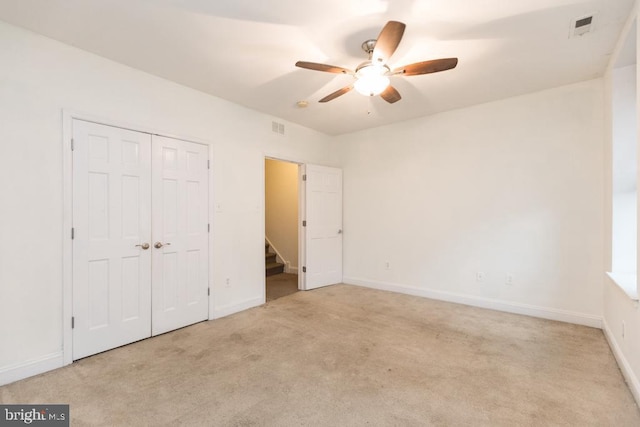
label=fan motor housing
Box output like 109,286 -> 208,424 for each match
361,39 -> 377,55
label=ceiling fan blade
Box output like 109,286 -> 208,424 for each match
295,61 -> 352,74
380,85 -> 401,104
372,21 -> 406,63
319,85 -> 353,103
393,58 -> 458,76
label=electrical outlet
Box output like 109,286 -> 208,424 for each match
225,278 -> 231,288
476,272 -> 485,282
505,274 -> 514,286
385,261 -> 391,270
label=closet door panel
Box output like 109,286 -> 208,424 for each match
151,135 -> 209,335
72,120 -> 152,360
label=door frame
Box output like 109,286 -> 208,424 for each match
62,110 -> 214,365
262,158 -> 344,293
263,156 -> 309,292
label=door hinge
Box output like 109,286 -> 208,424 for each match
302,266 -> 306,273
302,220 -> 306,227
208,223 -> 210,233
207,160 -> 210,169
71,138 -> 75,151
208,288 -> 210,296
71,317 -> 75,329
302,174 -> 307,181
71,227 -> 75,239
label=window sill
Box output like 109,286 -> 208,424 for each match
606,272 -> 639,301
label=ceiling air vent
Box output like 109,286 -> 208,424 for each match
570,14 -> 595,38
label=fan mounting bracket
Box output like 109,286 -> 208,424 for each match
361,39 -> 377,56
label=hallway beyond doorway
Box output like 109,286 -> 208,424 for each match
266,273 -> 298,301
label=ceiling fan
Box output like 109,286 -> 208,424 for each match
295,21 -> 458,104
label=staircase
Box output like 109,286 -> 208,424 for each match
265,241 -> 285,276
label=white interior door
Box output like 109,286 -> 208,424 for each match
304,164 -> 343,290
151,135 -> 209,335
73,122 -> 210,359
72,120 -> 152,359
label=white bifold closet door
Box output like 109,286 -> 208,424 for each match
72,120 -> 208,360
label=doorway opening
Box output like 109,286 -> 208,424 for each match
265,158 -> 300,301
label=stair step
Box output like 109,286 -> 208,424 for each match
266,261 -> 285,276
265,253 -> 277,263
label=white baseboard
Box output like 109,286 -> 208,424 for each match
286,264 -> 298,274
212,297 -> 263,319
343,276 -> 603,329
602,318 -> 640,406
0,352 -> 64,386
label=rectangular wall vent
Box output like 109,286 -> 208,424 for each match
271,121 -> 285,135
570,14 -> 595,38
575,16 -> 592,28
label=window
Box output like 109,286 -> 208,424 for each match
610,19 -> 638,299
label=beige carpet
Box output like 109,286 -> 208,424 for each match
1,284 -> 638,426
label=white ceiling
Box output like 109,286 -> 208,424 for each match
0,0 -> 634,135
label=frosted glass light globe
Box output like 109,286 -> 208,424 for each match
354,64 -> 390,96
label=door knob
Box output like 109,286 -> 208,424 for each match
135,243 -> 150,250
154,242 -> 171,249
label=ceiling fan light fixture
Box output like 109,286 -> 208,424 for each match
354,63 -> 390,96
295,21 -> 457,104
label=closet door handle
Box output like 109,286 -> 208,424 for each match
135,243 -> 150,250
154,242 -> 171,249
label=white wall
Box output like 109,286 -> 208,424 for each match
265,159 -> 299,270
604,282 -> 640,403
603,3 -> 640,404
0,21 -> 335,382
337,80 -> 605,325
